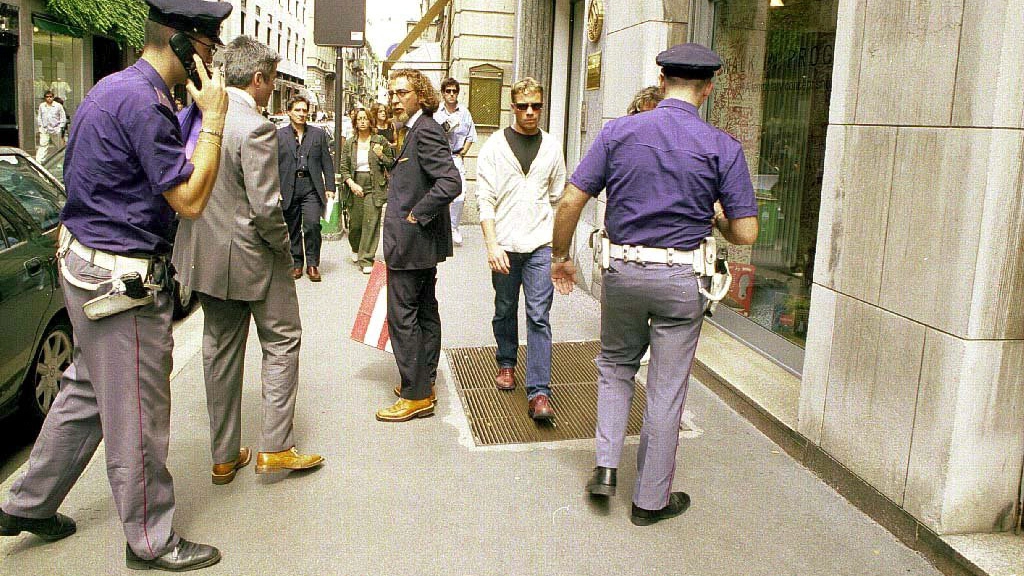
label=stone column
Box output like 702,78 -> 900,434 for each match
799,0 -> 1024,535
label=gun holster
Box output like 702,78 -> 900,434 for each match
82,272 -> 154,321
693,237 -> 732,316
590,229 -> 610,270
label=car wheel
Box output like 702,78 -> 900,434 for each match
172,280 -> 194,320
22,319 -> 73,421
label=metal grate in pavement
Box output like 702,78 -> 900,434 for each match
445,341 -> 646,446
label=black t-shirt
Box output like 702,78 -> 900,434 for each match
505,127 -> 542,175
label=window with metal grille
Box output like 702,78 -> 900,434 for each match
468,64 -> 503,128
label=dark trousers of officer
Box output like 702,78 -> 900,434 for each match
386,267 -> 441,401
284,176 -> 323,268
594,261 -> 706,511
3,250 -> 178,560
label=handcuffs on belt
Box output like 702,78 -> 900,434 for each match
57,227 -> 170,320
590,229 -> 733,316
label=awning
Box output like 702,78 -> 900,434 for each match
32,16 -> 83,38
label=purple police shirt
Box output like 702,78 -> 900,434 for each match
60,59 -> 194,256
569,98 -> 757,250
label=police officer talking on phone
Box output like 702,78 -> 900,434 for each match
550,43 -> 759,526
0,0 -> 231,571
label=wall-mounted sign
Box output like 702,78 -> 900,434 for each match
587,0 -> 604,43
586,52 -> 601,91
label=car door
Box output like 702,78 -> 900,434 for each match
0,191 -> 55,412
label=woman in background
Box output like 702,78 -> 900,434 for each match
372,102 -> 396,147
340,108 -> 394,273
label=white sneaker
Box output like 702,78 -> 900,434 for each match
362,266 -> 373,274
452,228 -> 463,246
351,254 -> 358,263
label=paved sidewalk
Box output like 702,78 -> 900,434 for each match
1,227 -> 941,575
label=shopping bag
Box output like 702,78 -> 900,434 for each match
350,260 -> 392,353
321,198 -> 340,233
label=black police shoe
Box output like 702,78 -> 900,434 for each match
586,466 -> 617,497
126,538 -> 221,572
0,509 -> 77,541
630,492 -> 691,526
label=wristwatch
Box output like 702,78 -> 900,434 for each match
551,254 -> 570,263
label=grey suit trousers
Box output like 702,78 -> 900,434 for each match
197,256 -> 302,464
594,261 -> 706,511
3,251 -> 179,560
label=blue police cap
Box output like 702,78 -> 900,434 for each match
656,43 -> 722,80
145,0 -> 233,45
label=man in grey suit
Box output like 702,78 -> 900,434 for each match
277,95 -> 336,282
173,35 -> 323,484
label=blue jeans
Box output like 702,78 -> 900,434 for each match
492,246 -> 553,400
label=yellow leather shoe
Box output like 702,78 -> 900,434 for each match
392,385 -> 436,403
211,447 -> 252,485
376,398 -> 435,422
254,447 -> 325,474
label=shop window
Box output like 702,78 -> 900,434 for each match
468,64 -> 502,128
708,0 -> 836,349
32,16 -> 83,134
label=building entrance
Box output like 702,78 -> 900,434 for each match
0,45 -> 15,147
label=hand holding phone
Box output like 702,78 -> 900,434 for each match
169,33 -> 207,89
184,53 -> 227,122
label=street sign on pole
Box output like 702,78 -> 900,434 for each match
314,0 -> 366,47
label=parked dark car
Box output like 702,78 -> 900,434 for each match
41,147 -> 194,319
0,147 -> 71,424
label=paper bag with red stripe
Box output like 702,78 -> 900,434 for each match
350,260 -> 392,353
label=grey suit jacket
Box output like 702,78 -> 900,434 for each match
172,91 -> 291,301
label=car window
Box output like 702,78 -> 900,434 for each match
42,148 -> 66,185
0,210 -> 24,248
0,154 -> 65,231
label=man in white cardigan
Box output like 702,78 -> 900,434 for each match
476,77 -> 566,421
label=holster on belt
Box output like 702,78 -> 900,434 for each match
590,229 -> 610,270
693,236 -> 732,316
82,272 -> 154,320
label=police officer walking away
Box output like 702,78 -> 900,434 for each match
0,0 -> 231,571
550,43 -> 759,526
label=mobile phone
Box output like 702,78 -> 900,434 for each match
169,33 -> 205,89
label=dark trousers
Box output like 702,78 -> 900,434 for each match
285,182 -> 323,268
386,267 -> 441,401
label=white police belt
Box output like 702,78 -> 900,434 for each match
607,243 -> 695,266
57,229 -> 153,291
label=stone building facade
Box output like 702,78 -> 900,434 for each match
439,0 -> 1024,557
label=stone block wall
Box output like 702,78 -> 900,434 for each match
799,0 -> 1024,535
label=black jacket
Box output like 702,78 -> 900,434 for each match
276,123 -> 336,209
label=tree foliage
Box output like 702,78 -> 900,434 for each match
46,0 -> 148,48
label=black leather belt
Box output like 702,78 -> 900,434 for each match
296,170 -> 310,178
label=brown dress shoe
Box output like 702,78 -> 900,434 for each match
254,447 -> 324,474
495,367 -> 515,390
307,266 -> 321,282
291,267 -> 303,280
376,398 -> 435,422
528,394 -> 555,421
211,447 -> 252,485
393,385 -> 436,402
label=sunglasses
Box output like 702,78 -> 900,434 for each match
387,89 -> 414,99
443,88 -> 459,94
513,102 -> 544,111
186,34 -> 218,56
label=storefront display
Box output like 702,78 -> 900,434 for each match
709,0 -> 836,350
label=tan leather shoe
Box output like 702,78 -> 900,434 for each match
376,398 -> 435,422
307,266 -> 322,282
495,367 -> 515,390
291,267 -> 303,280
211,447 -> 252,485
393,385 -> 436,402
254,447 -> 324,474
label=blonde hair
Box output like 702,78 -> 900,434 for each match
511,77 -> 544,103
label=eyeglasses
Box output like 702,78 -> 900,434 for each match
387,89 -> 414,99
443,88 -> 459,94
513,102 -> 544,111
186,34 -> 218,56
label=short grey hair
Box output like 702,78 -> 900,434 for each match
218,35 -> 280,89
